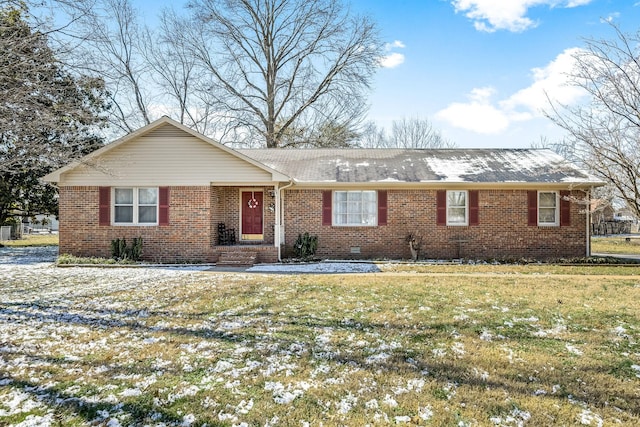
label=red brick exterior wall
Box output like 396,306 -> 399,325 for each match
59,186 -> 214,263
58,185 -> 279,264
59,186 -> 587,263
282,189 -> 588,260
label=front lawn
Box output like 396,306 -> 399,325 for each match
1,263 -> 639,426
1,233 -> 59,247
591,236 -> 640,255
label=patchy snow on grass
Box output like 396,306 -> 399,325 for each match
565,343 -> 584,356
1,246 -> 639,425
247,261 -> 381,273
579,408 -> 604,426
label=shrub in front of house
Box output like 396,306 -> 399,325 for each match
293,232 -> 318,260
110,237 -> 143,261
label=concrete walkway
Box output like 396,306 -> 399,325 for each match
592,252 -> 640,262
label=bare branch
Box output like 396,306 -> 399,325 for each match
184,0 -> 383,147
546,22 -> 640,219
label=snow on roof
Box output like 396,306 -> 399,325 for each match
238,148 -> 603,185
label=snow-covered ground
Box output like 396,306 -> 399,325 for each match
0,248 -> 416,426
1,246 -> 633,426
247,261 -> 380,273
0,245 -> 58,265
0,245 -> 382,273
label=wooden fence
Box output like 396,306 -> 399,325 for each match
591,221 -> 633,235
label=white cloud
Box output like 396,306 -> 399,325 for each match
379,53 -> 405,68
565,0 -> 592,6
436,48 -> 587,134
502,47 -> 586,112
435,87 -> 511,134
386,40 -> 406,49
451,0 -> 593,32
379,40 -> 406,68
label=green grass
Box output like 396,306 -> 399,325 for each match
1,233 -> 59,246
56,253 -> 134,265
1,265 -> 639,426
591,236 -> 640,255
380,262 -> 640,275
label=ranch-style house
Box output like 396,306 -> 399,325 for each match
43,116 -> 604,265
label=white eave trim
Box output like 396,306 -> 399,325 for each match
284,180 -> 606,190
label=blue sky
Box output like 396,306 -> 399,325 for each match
355,0 -> 640,147
135,0 -> 640,148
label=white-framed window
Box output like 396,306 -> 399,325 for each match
114,187 -> 158,225
333,190 -> 377,226
447,190 -> 468,226
538,191 -> 559,226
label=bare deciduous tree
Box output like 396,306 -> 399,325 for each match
358,121 -> 386,148
181,0 -> 383,148
529,135 -> 577,161
387,117 -> 455,149
359,117 -> 455,148
60,0 -> 152,133
139,9 -> 220,136
547,23 -> 640,219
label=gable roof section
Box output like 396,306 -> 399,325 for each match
43,116 -> 290,184
43,117 -> 603,188
239,148 -> 604,187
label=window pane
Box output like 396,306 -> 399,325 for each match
115,206 -> 133,223
350,201 -> 362,216
335,213 -> 347,225
448,191 -> 466,207
138,206 -> 157,223
115,188 -> 133,204
347,192 -> 362,203
335,191 -> 347,202
539,192 -> 556,208
362,200 -> 375,215
447,191 -> 467,224
139,188 -> 157,204
362,191 -> 376,202
332,190 -> 378,226
363,212 -> 376,226
448,207 -> 466,223
539,208 -> 556,223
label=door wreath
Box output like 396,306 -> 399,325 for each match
247,192 -> 259,209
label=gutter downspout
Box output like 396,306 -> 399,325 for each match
276,180 -> 294,262
586,186 -> 592,257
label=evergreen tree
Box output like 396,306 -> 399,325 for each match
0,5 -> 108,225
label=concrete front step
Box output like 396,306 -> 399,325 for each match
217,251 -> 258,267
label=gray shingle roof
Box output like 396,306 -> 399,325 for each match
238,148 -> 602,185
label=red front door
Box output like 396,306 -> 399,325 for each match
241,191 -> 263,238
